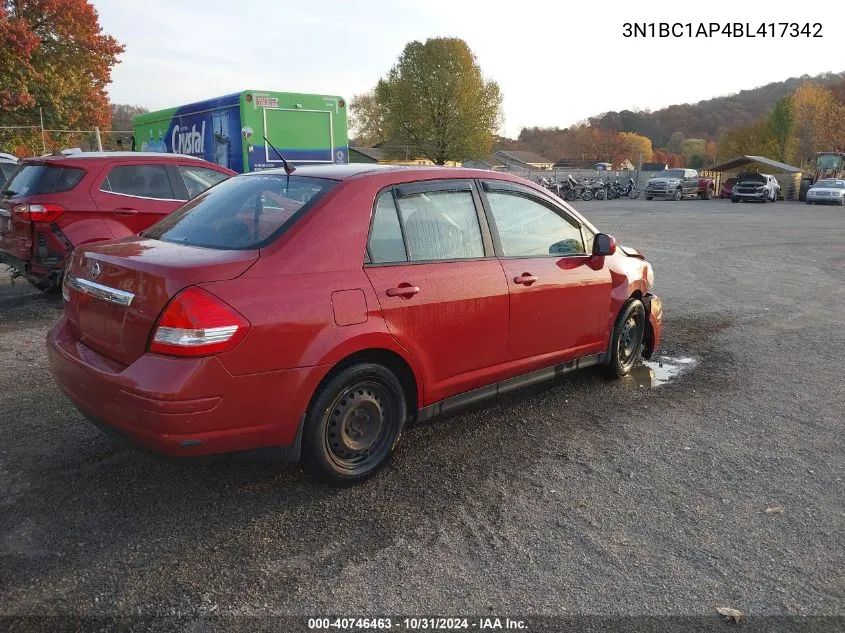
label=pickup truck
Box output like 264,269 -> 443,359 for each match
645,168 -> 715,201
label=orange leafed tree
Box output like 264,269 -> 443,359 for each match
790,82 -> 845,165
0,0 -> 124,153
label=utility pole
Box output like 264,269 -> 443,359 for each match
39,107 -> 46,155
94,127 -> 103,151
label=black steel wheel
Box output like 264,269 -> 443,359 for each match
302,363 -> 406,484
605,299 -> 646,378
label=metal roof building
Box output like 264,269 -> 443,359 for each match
701,155 -> 805,200
707,155 -> 802,173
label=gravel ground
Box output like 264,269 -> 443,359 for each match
0,198 -> 843,631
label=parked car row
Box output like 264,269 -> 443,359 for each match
1,152 -> 234,290
46,164 -> 662,484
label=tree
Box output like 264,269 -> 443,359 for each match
618,132 -> 653,164
349,91 -> 387,146
679,138 -> 707,166
0,0 -> 124,154
767,97 -> 793,162
790,82 -> 844,166
373,38 -> 502,164
717,119 -> 776,159
109,104 -> 147,132
666,131 -> 686,154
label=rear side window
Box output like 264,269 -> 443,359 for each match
101,164 -> 176,200
368,192 -> 407,263
143,174 -> 336,250
1,164 -> 84,198
179,165 -> 229,199
395,189 -> 484,261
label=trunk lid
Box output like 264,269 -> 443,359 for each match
64,237 -> 257,365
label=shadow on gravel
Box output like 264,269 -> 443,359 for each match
0,312 -> 741,610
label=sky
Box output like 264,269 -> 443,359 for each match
95,0 -> 845,138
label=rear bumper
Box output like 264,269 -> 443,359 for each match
46,316 -> 329,458
642,293 -> 663,358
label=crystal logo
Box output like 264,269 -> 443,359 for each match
172,122 -> 206,155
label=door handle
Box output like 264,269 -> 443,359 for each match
513,273 -> 537,285
386,284 -> 419,298
114,208 -> 139,216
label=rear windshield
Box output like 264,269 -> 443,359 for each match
143,174 -> 337,250
1,164 -> 85,198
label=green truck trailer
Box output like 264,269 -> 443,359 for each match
132,90 -> 348,173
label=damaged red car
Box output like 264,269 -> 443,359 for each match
47,165 -> 662,484
0,152 -> 233,290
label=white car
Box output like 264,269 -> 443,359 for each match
0,154 -> 18,186
731,172 -> 780,203
806,179 -> 845,206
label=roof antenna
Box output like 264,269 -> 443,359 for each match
263,136 -> 295,175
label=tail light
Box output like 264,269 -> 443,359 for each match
12,203 -> 65,223
149,287 -> 250,357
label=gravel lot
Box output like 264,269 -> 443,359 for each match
1,198 -> 843,631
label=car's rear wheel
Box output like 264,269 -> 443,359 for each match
301,363 -> 406,485
701,187 -> 712,200
605,299 -> 646,378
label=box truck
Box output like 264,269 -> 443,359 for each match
132,90 -> 348,173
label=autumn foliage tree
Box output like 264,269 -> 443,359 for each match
790,83 -> 845,166
371,38 -> 502,164
0,0 -> 124,154
349,90 -> 387,147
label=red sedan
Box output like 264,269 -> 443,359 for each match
47,165 -> 662,484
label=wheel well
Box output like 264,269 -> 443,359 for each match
630,290 -> 643,301
313,349 -> 419,417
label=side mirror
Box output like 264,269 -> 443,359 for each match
593,233 -> 616,256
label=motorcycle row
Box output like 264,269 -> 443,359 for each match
537,175 -> 640,201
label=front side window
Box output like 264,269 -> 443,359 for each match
486,191 -> 585,257
101,164 -> 175,200
394,189 -> 484,262
143,174 -> 336,250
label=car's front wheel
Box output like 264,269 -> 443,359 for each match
301,363 -> 407,485
605,299 -> 646,378
672,188 -> 682,201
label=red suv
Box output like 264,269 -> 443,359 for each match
47,165 -> 662,484
0,152 -> 234,290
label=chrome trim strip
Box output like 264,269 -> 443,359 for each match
65,275 -> 135,307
